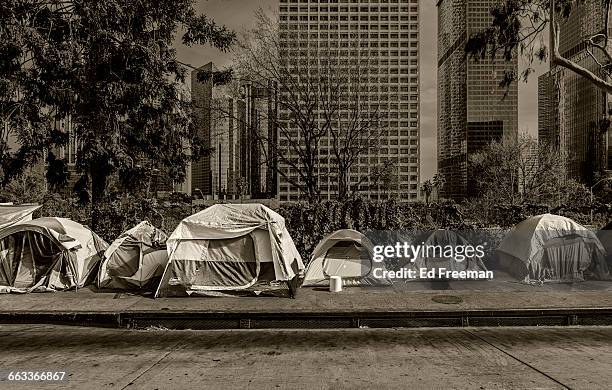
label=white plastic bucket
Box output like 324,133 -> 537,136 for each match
329,276 -> 342,292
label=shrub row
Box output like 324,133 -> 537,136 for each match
33,196 -> 610,262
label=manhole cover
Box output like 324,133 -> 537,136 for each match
432,295 -> 463,304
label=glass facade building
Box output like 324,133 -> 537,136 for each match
538,0 -> 611,183
437,0 -> 518,200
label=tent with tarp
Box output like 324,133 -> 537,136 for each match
0,204 -> 41,230
155,204 -> 304,298
497,214 -> 608,282
97,221 -> 168,290
400,230 -> 489,280
302,229 -> 392,287
0,217 -> 108,293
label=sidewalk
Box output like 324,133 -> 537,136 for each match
2,279 -> 612,329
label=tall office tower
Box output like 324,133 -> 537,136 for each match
238,83 -> 278,199
437,0 -> 518,200
191,64 -> 277,199
191,62 -> 214,197
538,0 -> 611,183
278,0 -> 421,202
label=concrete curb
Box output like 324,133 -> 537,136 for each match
2,307 -> 612,329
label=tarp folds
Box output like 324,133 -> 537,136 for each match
401,230 -> 488,280
0,217 -> 108,293
497,214 -> 609,282
0,204 -> 41,230
303,229 -> 392,287
97,221 -> 168,290
155,204 -> 304,297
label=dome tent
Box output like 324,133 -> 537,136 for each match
155,204 -> 304,298
0,217 -> 108,293
497,214 -> 608,282
97,221 -> 168,290
400,230 -> 488,280
302,229 -> 392,287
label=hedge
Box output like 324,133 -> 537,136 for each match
31,196 -> 610,264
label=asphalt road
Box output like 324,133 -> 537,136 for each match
1,325 -> 611,390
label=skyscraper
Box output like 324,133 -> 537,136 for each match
191,62 -> 214,197
191,63 -> 277,199
437,0 -> 518,200
278,0 -> 421,201
537,0 -> 611,183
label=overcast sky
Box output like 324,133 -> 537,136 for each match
174,0 -> 547,181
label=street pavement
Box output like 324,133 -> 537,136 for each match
1,325 -> 611,389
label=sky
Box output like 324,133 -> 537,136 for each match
174,0 -> 548,181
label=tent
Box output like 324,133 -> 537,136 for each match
597,220 -> 612,270
0,217 -> 108,292
0,204 -> 41,230
97,221 -> 168,290
497,214 -> 608,282
155,204 -> 304,297
302,229 -> 392,287
400,230 -> 488,280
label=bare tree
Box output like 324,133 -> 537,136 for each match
234,10 -> 384,202
469,133 -> 580,206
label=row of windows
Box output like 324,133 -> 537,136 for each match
281,24 -> 418,31
281,32 -> 416,39
285,58 -> 417,66
279,174 -> 419,184
279,125 -> 419,133
279,148 -> 418,156
279,156 -> 419,165
280,5 -> 417,13
279,138 -> 419,146
284,40 -> 417,48
282,50 -> 419,57
280,0 -> 414,4
283,62 -> 418,72
280,78 -> 418,87
281,14 -> 417,21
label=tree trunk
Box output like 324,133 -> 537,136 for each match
338,167 -> 348,200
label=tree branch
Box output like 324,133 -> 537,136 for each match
550,2 -> 612,94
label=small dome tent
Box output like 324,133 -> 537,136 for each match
302,229 -> 392,287
400,230 -> 488,280
97,221 -> 168,290
497,214 -> 608,282
0,217 -> 108,292
155,204 -> 304,297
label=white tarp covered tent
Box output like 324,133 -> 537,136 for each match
97,221 -> 168,290
400,230 -> 488,280
0,217 -> 108,292
497,214 -> 609,282
0,204 -> 41,230
302,229 -> 392,287
155,204 -> 304,297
